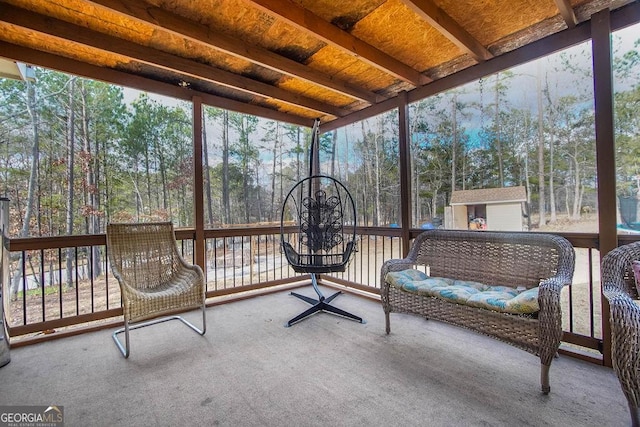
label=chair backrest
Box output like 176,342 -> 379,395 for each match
407,229 -> 575,289
280,175 -> 356,273
106,222 -> 182,289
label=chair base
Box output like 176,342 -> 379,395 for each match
285,274 -> 364,327
113,308 -> 206,358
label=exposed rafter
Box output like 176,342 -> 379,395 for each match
555,0 -> 578,28
0,4 -> 348,117
247,0 -> 431,86
87,0 -> 381,104
400,0 -> 493,62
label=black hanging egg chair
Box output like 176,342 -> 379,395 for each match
280,121 -> 363,327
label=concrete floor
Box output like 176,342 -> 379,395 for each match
0,287 -> 631,426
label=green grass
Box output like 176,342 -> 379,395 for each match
15,285 -> 61,299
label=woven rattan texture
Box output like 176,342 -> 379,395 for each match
387,286 -> 539,354
602,241 -> 640,424
106,222 -> 205,324
380,230 -> 575,391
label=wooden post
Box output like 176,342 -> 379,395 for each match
398,91 -> 412,256
192,96 -> 206,276
592,9 -> 616,367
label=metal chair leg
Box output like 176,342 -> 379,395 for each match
113,306 -> 206,358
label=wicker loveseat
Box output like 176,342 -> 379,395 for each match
381,229 -> 575,393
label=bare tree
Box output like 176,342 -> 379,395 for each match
10,80 -> 39,297
65,77 -> 77,288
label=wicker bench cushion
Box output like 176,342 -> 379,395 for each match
385,269 -> 539,314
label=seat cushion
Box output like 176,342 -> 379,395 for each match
465,287 -> 539,314
385,269 -> 539,314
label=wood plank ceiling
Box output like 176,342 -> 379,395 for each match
0,0 -> 636,127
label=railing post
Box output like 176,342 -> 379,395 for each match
0,197 -> 11,367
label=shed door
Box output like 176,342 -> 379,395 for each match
486,203 -> 523,231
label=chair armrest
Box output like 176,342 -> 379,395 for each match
380,259 -> 418,302
108,266 -> 141,302
537,277 -> 567,322
538,233 -> 575,311
178,257 -> 204,275
381,259 -> 417,281
538,277 -> 567,298
175,250 -> 205,278
109,265 -> 129,291
604,284 -> 640,324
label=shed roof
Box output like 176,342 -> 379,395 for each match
450,186 -> 527,205
0,0 -> 637,128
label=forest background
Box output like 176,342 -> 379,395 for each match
1,24 -> 640,245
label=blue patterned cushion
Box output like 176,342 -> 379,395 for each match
431,284 -> 481,304
385,269 -> 539,314
385,269 -> 428,288
504,287 -> 539,313
466,289 -> 520,311
452,280 -> 488,291
401,277 -> 455,295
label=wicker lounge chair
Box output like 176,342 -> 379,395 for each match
602,241 -> 640,426
106,222 -> 206,358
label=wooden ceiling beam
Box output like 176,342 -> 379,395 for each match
555,0 -> 578,28
247,0 -> 431,86
400,0 -> 493,62
86,0 -> 381,104
0,41 -> 315,127
0,4 -> 347,117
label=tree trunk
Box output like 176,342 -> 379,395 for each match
80,83 -> 101,279
374,117 -> 382,226
10,81 -> 40,297
144,149 -> 152,214
241,118 -> 250,224
65,78 -> 77,289
549,134 -> 557,223
203,121 -> 214,225
222,110 -> 231,225
270,123 -> 278,221
451,94 -> 457,192
295,127 -> 301,182
536,66 -> 546,227
495,74 -> 504,187
331,129 -> 337,178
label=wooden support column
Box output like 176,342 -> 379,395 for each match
398,91 -> 412,256
592,9 -> 616,367
192,96 -> 206,275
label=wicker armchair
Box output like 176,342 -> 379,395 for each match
602,242 -> 640,426
106,222 -> 206,358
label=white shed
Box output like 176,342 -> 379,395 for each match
445,186 -> 528,231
